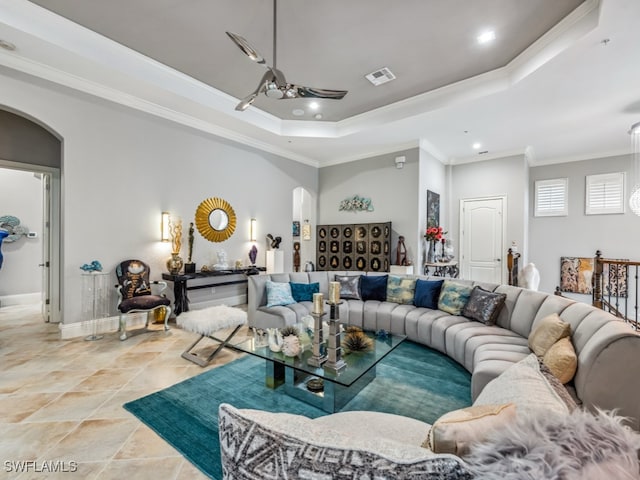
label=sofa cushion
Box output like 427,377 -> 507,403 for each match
414,279 -> 444,309
528,313 -> 571,356
462,286 -> 507,325
542,336 -> 578,384
218,403 -> 474,479
289,282 -> 319,302
386,275 -> 417,304
265,281 -> 296,307
474,353 -> 572,417
438,281 -> 474,315
425,403 -> 517,457
360,274 -> 388,301
335,274 -> 362,300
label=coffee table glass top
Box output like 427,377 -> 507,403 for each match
232,329 -> 406,388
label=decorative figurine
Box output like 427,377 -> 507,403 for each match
184,222 -> 196,273
0,229 -> 8,269
266,233 -> 282,249
396,235 -> 408,266
80,260 -> 103,272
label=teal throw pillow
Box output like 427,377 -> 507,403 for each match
386,275 -> 417,304
438,280 -> 473,315
289,282 -> 320,302
266,281 -> 296,307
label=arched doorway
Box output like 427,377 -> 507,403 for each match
0,108 -> 62,323
292,187 -> 316,272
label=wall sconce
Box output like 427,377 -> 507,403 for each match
250,218 -> 257,242
395,156 -> 406,169
161,212 -> 171,242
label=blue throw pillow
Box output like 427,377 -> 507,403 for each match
414,279 -> 444,309
289,282 -> 320,302
360,275 -> 388,301
266,281 -> 296,307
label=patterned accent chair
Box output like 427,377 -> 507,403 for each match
115,259 -> 171,340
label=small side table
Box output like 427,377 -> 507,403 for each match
424,261 -> 459,278
81,271 -> 110,341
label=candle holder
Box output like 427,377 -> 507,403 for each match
307,311 -> 328,367
324,301 -> 346,373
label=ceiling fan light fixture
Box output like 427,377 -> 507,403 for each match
265,83 -> 284,98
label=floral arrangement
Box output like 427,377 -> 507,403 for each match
425,226 -> 446,242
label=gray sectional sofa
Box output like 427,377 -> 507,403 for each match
248,271 -> 640,429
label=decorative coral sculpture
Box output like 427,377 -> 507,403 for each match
342,328 -> 373,354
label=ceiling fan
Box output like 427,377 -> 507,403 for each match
226,0 -> 348,112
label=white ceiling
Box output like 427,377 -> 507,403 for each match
1,0 -> 639,167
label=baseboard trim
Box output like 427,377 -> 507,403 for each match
58,294 -> 247,339
0,293 -> 41,307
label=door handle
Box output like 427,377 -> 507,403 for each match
496,258 -> 501,262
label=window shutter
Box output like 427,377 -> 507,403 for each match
586,172 -> 625,215
535,178 -> 568,217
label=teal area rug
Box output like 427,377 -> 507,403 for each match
123,341 -> 471,479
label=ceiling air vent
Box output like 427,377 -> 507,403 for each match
365,67 -> 396,86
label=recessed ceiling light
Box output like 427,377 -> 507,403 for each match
477,31 -> 496,44
472,142 -> 482,150
292,109 -> 305,116
309,102 -> 319,110
314,113 -> 323,120
0,39 -> 16,51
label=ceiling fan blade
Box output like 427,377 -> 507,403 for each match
292,86 -> 348,100
235,71 -> 272,111
226,31 -> 266,65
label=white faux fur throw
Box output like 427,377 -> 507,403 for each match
177,305 -> 247,335
464,408 -> 640,480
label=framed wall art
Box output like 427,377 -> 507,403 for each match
560,256 -> 594,294
427,190 -> 440,229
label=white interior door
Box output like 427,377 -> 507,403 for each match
460,197 -> 505,283
41,173 -> 50,322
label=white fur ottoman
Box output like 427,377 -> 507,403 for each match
177,305 -> 247,367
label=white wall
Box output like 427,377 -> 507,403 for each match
318,148 -> 420,266
450,155 -> 528,281
0,70 -> 317,323
529,154 -> 640,296
0,168 -> 43,301
419,147 -> 448,265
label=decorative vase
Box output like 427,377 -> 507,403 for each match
166,253 -> 184,275
282,335 -> 302,357
427,240 -> 436,263
267,328 -> 283,352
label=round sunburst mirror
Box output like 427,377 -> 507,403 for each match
195,197 -> 237,242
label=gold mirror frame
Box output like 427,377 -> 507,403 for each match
195,197 -> 237,242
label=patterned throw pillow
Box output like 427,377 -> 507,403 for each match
289,282 -> 320,302
386,276 -> 417,304
542,337 -> 578,384
335,275 -> 362,300
265,281 -> 296,307
461,286 -> 507,325
438,281 -> 473,315
414,279 -> 444,309
360,275 -> 388,301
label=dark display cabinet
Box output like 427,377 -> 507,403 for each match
316,222 -> 391,272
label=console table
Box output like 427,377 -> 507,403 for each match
424,261 -> 459,278
162,268 -> 264,315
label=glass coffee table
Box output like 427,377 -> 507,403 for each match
231,329 -> 406,413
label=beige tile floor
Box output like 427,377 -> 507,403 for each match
0,304 -> 248,479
